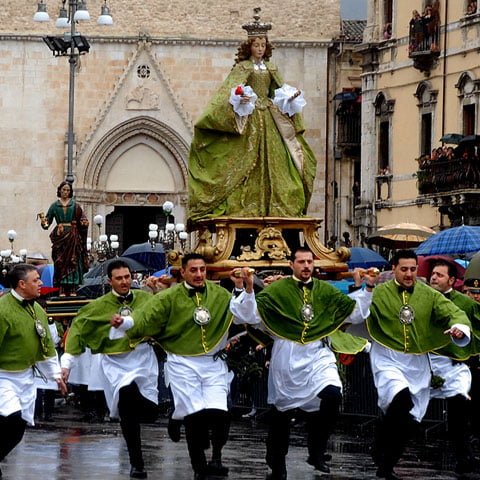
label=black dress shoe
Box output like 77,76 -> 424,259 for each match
376,467 -> 402,479
207,459 -> 229,476
167,417 -> 182,443
307,456 -> 330,473
265,472 -> 287,480
130,465 -> 147,479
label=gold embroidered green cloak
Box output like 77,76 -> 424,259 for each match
188,60 -> 317,224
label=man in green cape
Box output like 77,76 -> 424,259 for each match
230,247 -> 376,479
110,253 -> 247,480
62,259 -> 158,479
367,250 -> 471,480
0,264 -> 67,477
428,258 -> 480,474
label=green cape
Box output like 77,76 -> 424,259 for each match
0,293 -> 56,370
433,289 -> 480,359
367,280 -> 471,354
256,277 -> 363,350
65,290 -> 152,356
128,281 -> 233,356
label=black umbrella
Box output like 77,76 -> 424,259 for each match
439,133 -> 463,144
459,134 -> 480,146
84,256 -> 149,279
122,242 -> 166,271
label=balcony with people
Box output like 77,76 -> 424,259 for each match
416,141 -> 480,195
408,2 -> 441,73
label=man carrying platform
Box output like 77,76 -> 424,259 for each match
62,259 -> 159,479
230,246 -> 376,479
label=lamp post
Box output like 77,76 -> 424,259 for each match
87,215 -> 119,264
0,230 -> 28,273
34,0 -> 113,184
148,201 -> 188,266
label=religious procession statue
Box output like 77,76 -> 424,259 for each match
37,181 -> 90,296
187,8 -> 349,275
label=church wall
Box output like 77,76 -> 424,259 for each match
0,32 -> 333,257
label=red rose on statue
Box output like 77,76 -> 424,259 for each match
235,85 -> 244,96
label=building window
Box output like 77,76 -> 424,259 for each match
414,81 -> 438,159
463,104 -> 476,135
456,72 -> 480,135
465,0 -> 478,16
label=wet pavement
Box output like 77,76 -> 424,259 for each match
2,404 -> 480,480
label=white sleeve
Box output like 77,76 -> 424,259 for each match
345,288 -> 373,324
450,323 -> 471,347
60,352 -> 78,371
108,316 -> 134,340
38,354 -> 62,380
230,291 -> 262,325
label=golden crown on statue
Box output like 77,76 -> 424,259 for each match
242,7 -> 272,37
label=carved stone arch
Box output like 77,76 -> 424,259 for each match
456,71 -> 476,92
82,116 -> 189,192
374,91 -> 395,117
414,80 -> 438,107
455,71 -> 480,100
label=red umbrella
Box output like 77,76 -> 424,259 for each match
417,255 -> 466,290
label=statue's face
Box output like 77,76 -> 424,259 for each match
60,184 -> 71,199
250,37 -> 266,62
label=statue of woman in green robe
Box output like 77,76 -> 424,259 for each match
39,181 -> 89,296
188,10 -> 317,225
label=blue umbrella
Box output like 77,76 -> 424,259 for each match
416,225 -> 480,256
347,247 -> 389,269
122,242 -> 166,271
38,264 -> 54,287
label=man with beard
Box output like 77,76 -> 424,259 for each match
428,258 -> 480,475
62,260 -> 158,479
367,250 -> 471,479
110,253 -> 246,480
230,247 -> 375,479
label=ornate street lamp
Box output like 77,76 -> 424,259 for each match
33,0 -> 113,184
0,230 -> 28,272
148,201 -> 189,254
87,215 -> 119,263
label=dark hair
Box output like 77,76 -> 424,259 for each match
288,247 -> 314,262
56,181 -> 73,198
391,249 -> 417,266
235,37 -> 274,63
431,260 -> 457,279
8,264 -> 38,288
107,259 -> 132,279
181,253 -> 206,268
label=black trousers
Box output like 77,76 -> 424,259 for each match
447,394 -> 472,463
266,385 -> 342,474
0,411 -> 27,462
184,409 -> 230,474
118,382 -> 158,469
373,388 -> 416,474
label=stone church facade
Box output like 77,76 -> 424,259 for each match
0,1 -> 341,256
